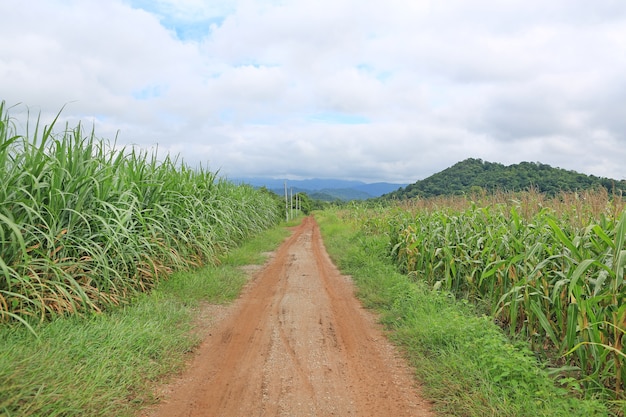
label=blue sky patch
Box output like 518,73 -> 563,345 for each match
126,0 -> 228,41
164,16 -> 225,41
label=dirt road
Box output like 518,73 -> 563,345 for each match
143,216 -> 434,417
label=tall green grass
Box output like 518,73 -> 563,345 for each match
0,100 -> 281,328
376,192 -> 626,405
0,218 -> 292,417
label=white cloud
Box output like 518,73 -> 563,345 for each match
1,0 -> 626,183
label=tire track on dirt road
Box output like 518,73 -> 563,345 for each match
142,216 -> 434,417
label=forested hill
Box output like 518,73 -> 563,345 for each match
384,158 -> 626,199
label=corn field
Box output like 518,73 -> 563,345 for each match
0,101 -> 281,329
366,192 -> 626,399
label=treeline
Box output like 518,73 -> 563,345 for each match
385,158 -> 626,199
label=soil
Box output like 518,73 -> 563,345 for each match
140,216 -> 435,417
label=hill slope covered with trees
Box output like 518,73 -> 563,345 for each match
385,158 -> 626,199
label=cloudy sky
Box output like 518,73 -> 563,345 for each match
1,0 -> 625,183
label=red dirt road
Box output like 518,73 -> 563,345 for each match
143,216 -> 434,417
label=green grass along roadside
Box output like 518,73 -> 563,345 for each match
0,221 -> 294,417
315,210 -> 612,417
2,209 -> 615,417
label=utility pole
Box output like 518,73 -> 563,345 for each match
284,181 -> 288,222
290,187 -> 293,220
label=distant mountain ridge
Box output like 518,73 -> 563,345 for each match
384,158 -> 626,199
232,177 -> 408,201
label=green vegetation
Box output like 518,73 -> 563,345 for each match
298,192 -> 343,212
0,219 -> 292,417
384,191 -> 626,403
317,208 -> 611,416
386,158 -> 626,199
308,188 -> 371,201
5,97 -> 626,416
0,100 -> 281,329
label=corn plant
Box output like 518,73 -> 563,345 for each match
381,193 -> 626,399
